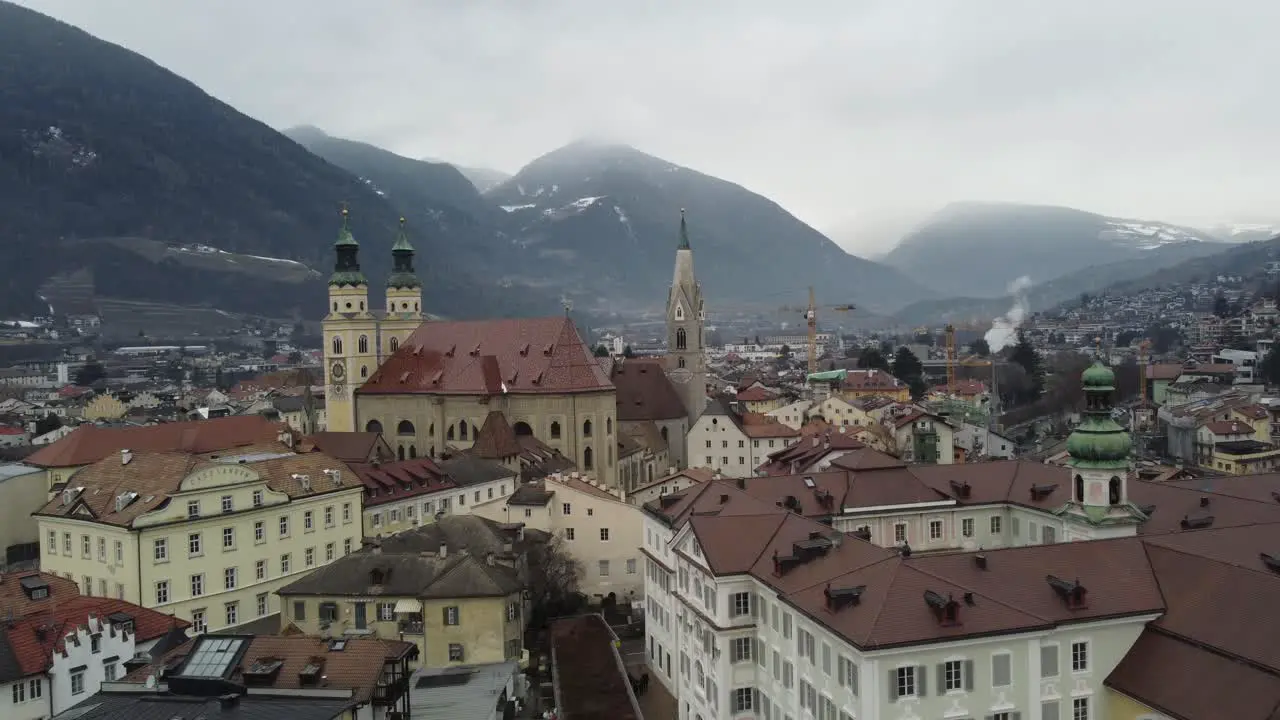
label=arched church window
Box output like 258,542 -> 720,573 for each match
397,420 -> 415,436
360,366 -> 368,378
550,421 -> 562,439
409,445 -> 417,459
513,422 -> 533,436
447,425 -> 455,441
583,446 -> 594,470
1074,474 -> 1085,503
428,423 -> 434,436
1109,476 -> 1122,505
365,420 -> 383,434
332,337 -> 343,355
607,417 -> 613,435
332,302 -> 338,312
389,337 -> 399,352
359,301 -> 364,311
459,420 -> 468,440
358,335 -> 369,354
678,357 -> 686,368
676,328 -> 687,350
661,426 -> 669,446
583,419 -> 593,438
397,446 -> 405,461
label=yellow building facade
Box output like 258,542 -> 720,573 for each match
35,448 -> 363,634
1104,687 -> 1173,719
276,519 -> 529,670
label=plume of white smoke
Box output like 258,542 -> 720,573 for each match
984,276 -> 1033,353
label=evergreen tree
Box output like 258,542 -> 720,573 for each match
593,345 -> 609,357
1008,331 -> 1044,400
74,361 -> 105,386
1261,345 -> 1280,387
857,347 -> 890,371
969,338 -> 990,357
622,345 -> 635,358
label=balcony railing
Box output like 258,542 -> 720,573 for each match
397,620 -> 424,635
373,676 -> 410,706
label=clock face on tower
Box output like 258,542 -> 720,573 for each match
330,361 -> 346,383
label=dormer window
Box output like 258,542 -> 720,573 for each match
675,304 -> 685,321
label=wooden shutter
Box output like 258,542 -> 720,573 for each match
936,664 -> 945,693
916,665 -> 927,696
964,659 -> 974,691
887,669 -> 898,702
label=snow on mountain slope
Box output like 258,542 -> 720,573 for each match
1098,219 -> 1214,250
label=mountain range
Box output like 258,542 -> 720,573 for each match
1,1 -> 1271,330
880,202 -> 1239,299
0,0 -> 562,327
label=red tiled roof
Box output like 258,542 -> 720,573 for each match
0,572 -> 79,619
26,415 -> 286,468
5,597 -> 188,678
612,359 -> 686,421
1107,629 -> 1280,720
740,413 -> 800,439
470,411 -> 522,458
305,432 -> 391,463
349,456 -> 455,507
125,634 -> 415,703
735,386 -> 778,402
671,496 -> 1165,650
840,369 -> 903,391
757,427 -> 866,475
1235,404 -> 1272,420
952,379 -> 987,396
550,614 -> 640,720
35,450 -> 359,528
357,316 -> 612,396
1202,420 -> 1252,436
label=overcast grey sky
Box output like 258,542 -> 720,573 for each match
16,0 -> 1280,254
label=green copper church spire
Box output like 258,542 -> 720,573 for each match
677,208 -> 690,250
329,205 -> 367,287
387,217 -> 421,290
1066,360 -> 1131,470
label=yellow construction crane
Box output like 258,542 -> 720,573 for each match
777,287 -> 856,375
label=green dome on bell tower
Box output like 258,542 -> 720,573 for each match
1066,360 -> 1131,470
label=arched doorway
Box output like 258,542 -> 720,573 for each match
513,421 -> 533,436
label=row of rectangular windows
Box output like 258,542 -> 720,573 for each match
47,503 -> 355,563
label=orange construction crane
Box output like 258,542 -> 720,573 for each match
778,287 -> 856,375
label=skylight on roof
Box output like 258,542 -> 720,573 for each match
179,636 -> 247,679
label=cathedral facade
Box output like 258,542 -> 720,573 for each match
321,209 -> 707,489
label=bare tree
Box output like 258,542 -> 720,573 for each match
527,534 -> 584,610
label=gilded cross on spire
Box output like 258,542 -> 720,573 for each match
340,202 -> 350,228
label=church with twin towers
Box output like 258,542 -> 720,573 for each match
321,208 -> 707,490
